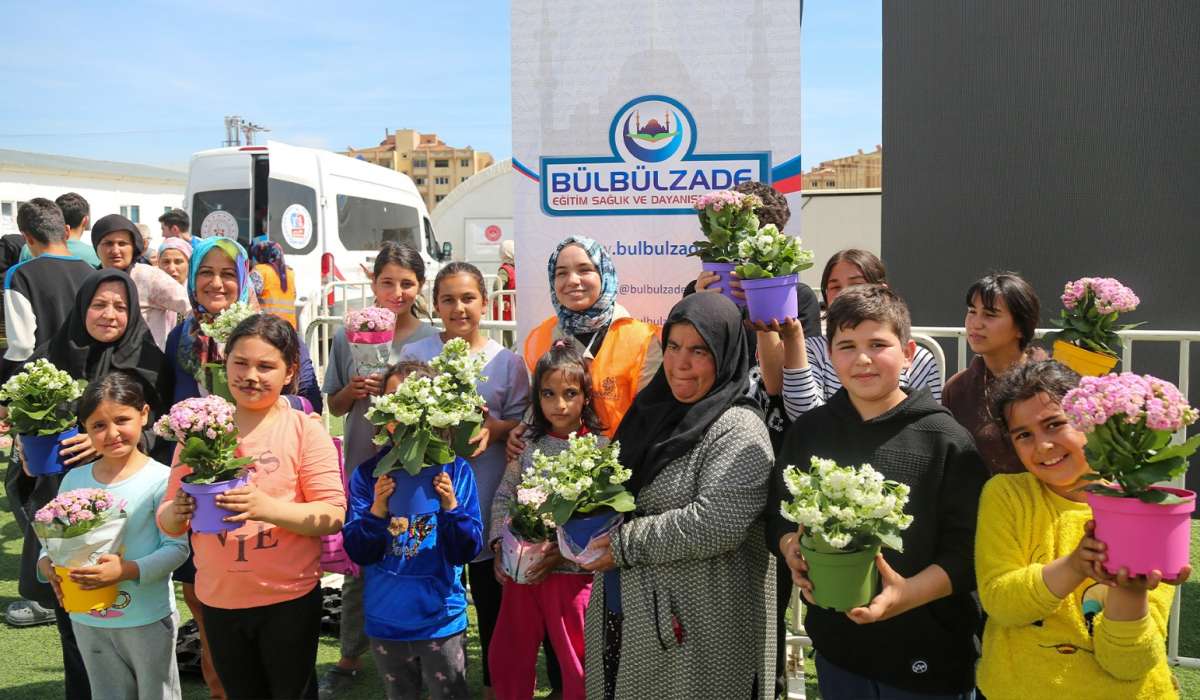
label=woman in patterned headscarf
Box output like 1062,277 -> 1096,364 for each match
518,235 -> 661,437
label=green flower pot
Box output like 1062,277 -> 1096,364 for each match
799,535 -> 881,612
451,415 -> 483,457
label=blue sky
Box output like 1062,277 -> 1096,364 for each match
0,1 -> 880,170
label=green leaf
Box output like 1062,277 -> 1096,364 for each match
373,447 -> 401,477
596,490 -> 636,513
398,429 -> 432,476
1146,434 -> 1200,463
877,531 -> 904,553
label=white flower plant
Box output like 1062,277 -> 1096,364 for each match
733,224 -> 815,280
199,300 -> 256,350
779,457 -> 913,553
0,359 -> 85,436
518,433 -> 636,527
365,338 -> 487,477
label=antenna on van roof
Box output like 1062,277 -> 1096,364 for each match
222,116 -> 270,147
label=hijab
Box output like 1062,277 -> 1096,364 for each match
158,237 -> 193,260
500,239 -> 515,265
33,268 -> 171,416
616,292 -> 760,495
546,235 -> 618,335
176,237 -> 254,378
90,214 -> 145,268
250,236 -> 289,292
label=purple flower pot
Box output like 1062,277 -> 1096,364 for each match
21,427 -> 79,477
700,261 -> 745,307
182,473 -> 250,534
386,465 -> 446,516
742,273 -> 800,324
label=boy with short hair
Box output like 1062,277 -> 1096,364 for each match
768,284 -> 988,698
17,192 -> 101,267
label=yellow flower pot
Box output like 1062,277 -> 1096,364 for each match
54,566 -> 118,613
1052,340 -> 1119,377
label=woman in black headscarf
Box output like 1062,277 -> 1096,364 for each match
13,268 -> 173,698
581,292 -> 777,700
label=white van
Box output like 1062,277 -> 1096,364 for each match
184,141 -> 452,322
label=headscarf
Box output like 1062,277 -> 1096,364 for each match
615,292 -> 760,496
546,235 -> 618,335
177,237 -> 254,378
32,268 -> 171,416
250,236 -> 289,292
158,237 -> 193,260
500,239 -> 515,264
90,214 -> 145,268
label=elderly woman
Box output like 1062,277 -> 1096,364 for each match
157,237 -> 192,286
15,268 -> 172,699
582,292 -> 776,700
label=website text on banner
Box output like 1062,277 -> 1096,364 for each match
511,0 -> 802,338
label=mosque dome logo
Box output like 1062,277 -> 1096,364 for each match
615,97 -> 690,163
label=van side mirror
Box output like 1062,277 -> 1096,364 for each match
441,241 -> 452,260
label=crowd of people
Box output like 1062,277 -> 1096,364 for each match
1,186 -> 1190,700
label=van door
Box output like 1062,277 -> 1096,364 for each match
263,141 -> 322,307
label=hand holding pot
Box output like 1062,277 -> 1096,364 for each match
778,532 -> 814,602
70,553 -> 133,590
846,554 -> 910,625
694,270 -> 722,293
433,472 -> 457,511
524,544 -> 564,584
166,488 -> 196,528
218,481 -> 282,524
492,541 -> 513,585
37,556 -> 65,607
60,431 -> 99,467
580,533 -> 617,573
371,475 -> 395,519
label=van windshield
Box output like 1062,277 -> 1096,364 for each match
336,194 -> 420,250
192,189 -> 250,245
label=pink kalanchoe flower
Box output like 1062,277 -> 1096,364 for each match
1063,372 -> 1197,434
346,307 -> 397,334
1061,277 -> 1140,314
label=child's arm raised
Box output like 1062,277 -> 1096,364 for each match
434,462 -> 483,566
1093,568 -> 1188,681
342,469 -> 391,566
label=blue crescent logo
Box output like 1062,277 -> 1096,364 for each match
621,110 -> 684,162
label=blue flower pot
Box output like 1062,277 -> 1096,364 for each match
21,427 -> 79,477
386,465 -> 446,516
561,510 -> 617,544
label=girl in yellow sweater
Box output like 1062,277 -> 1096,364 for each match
976,359 -> 1190,699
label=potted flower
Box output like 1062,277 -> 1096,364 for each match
734,224 -> 814,324
498,477 -> 558,583
779,457 -> 913,612
153,396 -> 254,533
33,488 -> 127,612
690,190 -> 761,306
1048,277 -> 1141,376
345,306 -> 397,377
199,300 -> 257,400
519,433 -> 635,564
0,358 -> 86,476
1062,372 -> 1198,576
365,339 -> 487,514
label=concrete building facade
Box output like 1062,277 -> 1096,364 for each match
343,129 -> 494,212
802,145 -> 883,190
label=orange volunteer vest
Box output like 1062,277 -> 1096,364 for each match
254,263 -> 297,329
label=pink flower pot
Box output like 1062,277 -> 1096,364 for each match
742,273 -> 799,324
1088,487 -> 1195,578
700,261 -> 745,307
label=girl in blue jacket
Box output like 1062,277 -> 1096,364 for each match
343,361 -> 483,700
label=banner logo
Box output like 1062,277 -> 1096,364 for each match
539,94 -> 770,216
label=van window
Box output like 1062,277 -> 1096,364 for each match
268,179 -> 318,254
192,190 -> 250,242
336,194 -> 420,251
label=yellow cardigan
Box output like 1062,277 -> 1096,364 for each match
975,473 -> 1178,700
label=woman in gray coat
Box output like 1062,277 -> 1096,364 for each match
582,292 -> 776,700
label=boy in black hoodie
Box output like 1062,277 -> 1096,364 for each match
767,284 -> 987,698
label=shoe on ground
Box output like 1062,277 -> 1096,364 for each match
317,666 -> 359,699
5,600 -> 56,627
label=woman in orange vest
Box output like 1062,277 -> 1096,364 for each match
517,235 -> 661,441
250,237 -> 297,329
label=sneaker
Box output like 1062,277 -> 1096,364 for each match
317,666 -> 359,699
5,600 -> 56,627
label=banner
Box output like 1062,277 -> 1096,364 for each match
512,0 -> 802,340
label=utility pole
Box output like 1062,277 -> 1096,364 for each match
222,115 -> 270,146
